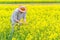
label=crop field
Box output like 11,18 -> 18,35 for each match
0,4 -> 60,40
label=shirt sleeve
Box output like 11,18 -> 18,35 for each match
23,12 -> 26,19
13,11 -> 18,21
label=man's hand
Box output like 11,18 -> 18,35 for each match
15,19 -> 23,25
23,21 -> 28,25
23,19 -> 28,25
24,22 -> 28,25
15,19 -> 20,23
23,19 -> 26,24
19,22 -> 23,25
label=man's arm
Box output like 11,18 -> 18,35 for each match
23,12 -> 28,25
23,12 -> 26,22
13,11 -> 20,23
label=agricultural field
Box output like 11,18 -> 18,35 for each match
0,4 -> 60,40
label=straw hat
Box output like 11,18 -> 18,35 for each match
19,6 -> 26,12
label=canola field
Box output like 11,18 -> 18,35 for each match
0,4 -> 60,40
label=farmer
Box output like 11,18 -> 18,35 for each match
11,6 -> 27,32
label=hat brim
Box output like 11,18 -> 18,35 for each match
19,9 -> 26,12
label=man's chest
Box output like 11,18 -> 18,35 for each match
17,13 -> 24,18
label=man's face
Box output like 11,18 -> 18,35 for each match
20,11 -> 24,13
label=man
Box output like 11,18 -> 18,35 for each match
11,6 -> 27,32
